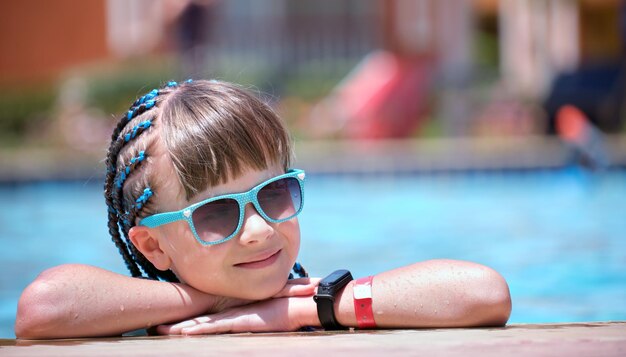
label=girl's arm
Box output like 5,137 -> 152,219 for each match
327,259 -> 511,328
14,264 -> 241,339
158,259 -> 512,334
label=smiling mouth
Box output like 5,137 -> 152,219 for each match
235,249 -> 282,269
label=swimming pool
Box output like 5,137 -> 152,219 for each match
1,168 -> 625,338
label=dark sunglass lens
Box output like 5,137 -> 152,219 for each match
191,198 -> 240,242
258,177 -> 302,221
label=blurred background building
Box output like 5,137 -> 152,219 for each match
0,0 -> 624,176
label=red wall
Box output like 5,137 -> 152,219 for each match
0,0 -> 109,85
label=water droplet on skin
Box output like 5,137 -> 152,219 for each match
445,300 -> 450,305
434,310 -> 438,314
120,305 -> 125,312
73,313 -> 79,319
393,303 -> 397,308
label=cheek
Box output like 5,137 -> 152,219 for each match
158,222 -> 235,288
157,221 -> 208,274
158,222 -> 191,252
280,218 -> 301,259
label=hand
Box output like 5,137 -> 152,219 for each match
157,278 -> 320,335
208,277 -> 319,311
208,295 -> 252,314
272,277 -> 320,298
157,296 -> 313,335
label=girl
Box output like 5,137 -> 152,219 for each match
15,80 -> 511,339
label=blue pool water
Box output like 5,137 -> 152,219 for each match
1,168 -> 625,338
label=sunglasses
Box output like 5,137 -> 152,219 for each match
139,169 -> 305,245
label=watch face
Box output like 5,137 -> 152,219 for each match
317,269 -> 353,296
321,269 -> 352,286
317,286 -> 332,295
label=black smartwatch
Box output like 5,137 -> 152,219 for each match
313,269 -> 353,330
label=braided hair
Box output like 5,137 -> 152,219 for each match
104,79 -> 307,281
104,80 -> 181,281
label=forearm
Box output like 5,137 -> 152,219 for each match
151,260 -> 511,335
15,264 -> 232,339
300,259 -> 512,328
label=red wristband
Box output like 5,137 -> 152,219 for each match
353,275 -> 376,329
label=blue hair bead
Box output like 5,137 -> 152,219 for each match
124,120 -> 152,142
185,79 -> 193,83
135,187 -> 153,210
115,177 -> 123,188
146,89 -> 158,99
127,110 -> 134,120
145,100 -> 155,109
115,151 -> 147,188
133,89 -> 158,108
130,151 -> 145,165
167,81 -> 178,87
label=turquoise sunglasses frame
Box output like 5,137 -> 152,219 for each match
139,169 -> 305,246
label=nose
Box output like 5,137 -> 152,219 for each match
238,203 -> 274,245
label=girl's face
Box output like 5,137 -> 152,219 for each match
153,165 -> 301,300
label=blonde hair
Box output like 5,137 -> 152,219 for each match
104,80 -> 293,280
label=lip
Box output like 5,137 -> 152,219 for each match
234,249 -> 282,269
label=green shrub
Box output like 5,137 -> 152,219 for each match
0,86 -> 55,145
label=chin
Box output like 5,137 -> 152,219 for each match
240,287 -> 279,300
231,283 -> 281,300
240,268 -> 292,300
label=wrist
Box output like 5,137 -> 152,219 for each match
334,281 -> 357,327
295,296 -> 321,328
314,269 -> 353,329
174,283 -> 243,314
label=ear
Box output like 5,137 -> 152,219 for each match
128,226 -> 172,271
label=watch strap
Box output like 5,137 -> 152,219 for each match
314,269 -> 353,330
314,295 -> 342,330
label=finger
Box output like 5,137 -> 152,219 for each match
272,278 -> 321,298
284,277 -> 321,286
157,316 -> 212,335
181,318 -> 236,335
155,324 -> 177,335
273,279 -> 319,298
